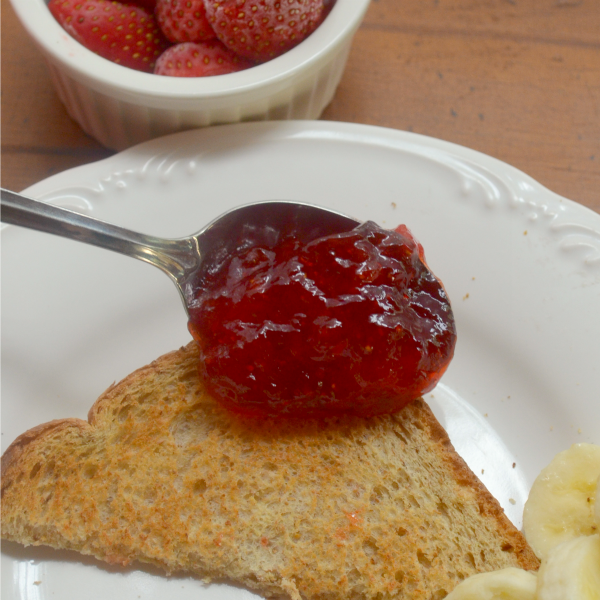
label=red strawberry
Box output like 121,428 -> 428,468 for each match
156,0 -> 216,43
48,0 -> 171,72
203,0 -> 326,63
154,40 -> 254,76
128,0 -> 156,11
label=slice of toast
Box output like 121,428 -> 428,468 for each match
1,341 -> 539,599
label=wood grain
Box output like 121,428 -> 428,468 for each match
1,0 -> 599,213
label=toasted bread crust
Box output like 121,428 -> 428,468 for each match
1,419 -> 89,498
412,406 -> 539,571
1,342 -> 539,598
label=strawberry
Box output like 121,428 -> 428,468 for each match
156,0 -> 216,43
128,0 -> 157,11
153,40 -> 254,76
48,0 -> 171,72
203,0 -> 327,63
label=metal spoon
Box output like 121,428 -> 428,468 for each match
1,188 -> 360,315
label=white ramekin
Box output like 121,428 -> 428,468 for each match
10,0 -> 370,150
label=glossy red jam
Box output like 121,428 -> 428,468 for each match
187,221 -> 456,418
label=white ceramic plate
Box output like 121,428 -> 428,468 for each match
2,121 -> 600,600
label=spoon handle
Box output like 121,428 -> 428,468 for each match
0,188 -> 200,286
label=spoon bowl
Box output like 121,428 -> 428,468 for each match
0,189 -> 360,315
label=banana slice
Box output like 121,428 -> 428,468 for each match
523,443 -> 600,559
596,476 -> 600,528
445,567 -> 537,600
537,534 -> 600,600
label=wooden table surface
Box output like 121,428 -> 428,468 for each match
2,0 -> 599,214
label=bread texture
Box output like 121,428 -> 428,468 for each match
1,341 -> 539,599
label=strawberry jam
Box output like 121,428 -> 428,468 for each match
187,221 -> 456,418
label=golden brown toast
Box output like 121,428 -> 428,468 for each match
1,342 -> 539,599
